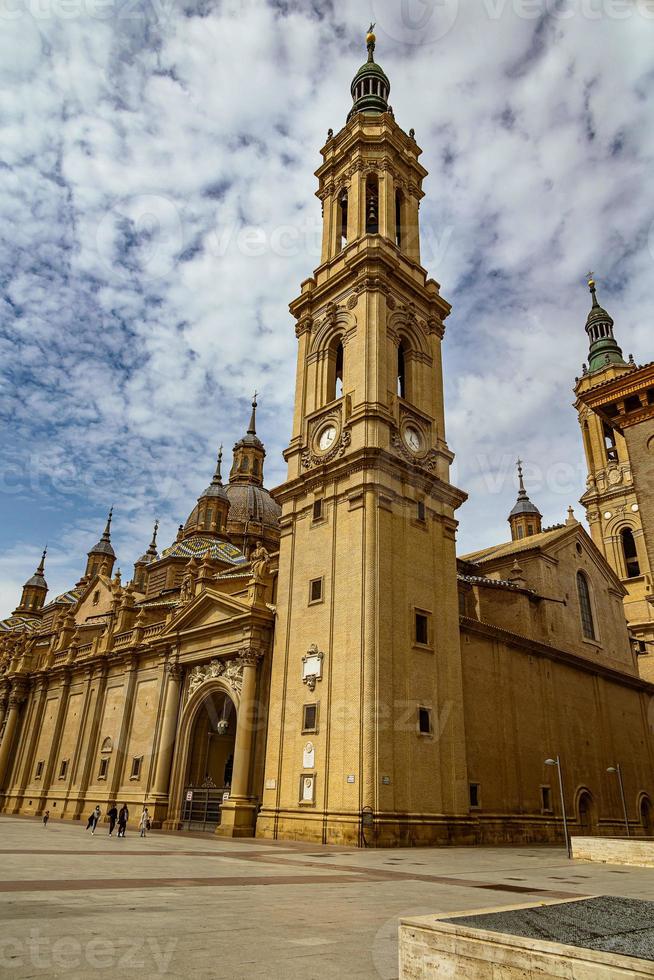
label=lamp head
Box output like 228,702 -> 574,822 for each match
607,766 -> 617,773
544,758 -> 557,767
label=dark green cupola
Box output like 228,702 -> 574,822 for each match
585,276 -> 625,373
347,27 -> 390,122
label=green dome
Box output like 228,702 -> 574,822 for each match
347,35 -> 391,122
585,279 -> 625,373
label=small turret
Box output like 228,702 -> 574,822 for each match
182,448 -> 231,539
133,520 -> 159,590
13,547 -> 48,615
83,508 -> 116,580
508,460 -> 542,541
229,394 -> 265,487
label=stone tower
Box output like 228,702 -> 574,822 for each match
575,276 -> 654,661
257,32 -> 469,846
13,548 -> 48,616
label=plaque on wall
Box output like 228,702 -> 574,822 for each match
303,742 -> 315,769
300,773 -> 316,804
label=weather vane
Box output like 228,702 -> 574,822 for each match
368,21 -> 376,33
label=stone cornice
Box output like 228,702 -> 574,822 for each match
460,616 -> 652,693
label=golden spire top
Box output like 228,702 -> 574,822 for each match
586,269 -> 595,290
367,21 -> 376,44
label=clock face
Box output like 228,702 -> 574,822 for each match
318,425 -> 337,452
404,425 -> 422,453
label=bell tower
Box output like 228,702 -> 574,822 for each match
257,32 -> 469,846
575,276 -> 654,658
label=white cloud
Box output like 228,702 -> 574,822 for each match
1,0 -> 653,605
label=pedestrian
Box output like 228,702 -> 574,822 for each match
139,806 -> 150,838
85,810 -> 95,831
107,802 -> 118,837
42,810 -> 49,827
117,803 -> 129,838
90,805 -> 101,835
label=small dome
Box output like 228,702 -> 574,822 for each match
509,498 -> 542,518
225,483 -> 281,530
348,34 -> 391,121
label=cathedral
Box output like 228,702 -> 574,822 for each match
1,33 -> 653,846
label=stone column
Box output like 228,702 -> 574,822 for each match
217,649 -> 263,838
0,685 -> 10,739
40,670 -> 72,801
151,664 -> 183,798
0,682 -> 29,791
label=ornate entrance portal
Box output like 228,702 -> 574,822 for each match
182,689 -> 236,831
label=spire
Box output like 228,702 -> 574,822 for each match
584,274 -> 625,373
508,459 -> 542,541
102,506 -> 113,542
348,28 -> 391,122
248,392 -> 258,436
213,446 -> 224,485
148,519 -> 159,556
36,546 -> 47,577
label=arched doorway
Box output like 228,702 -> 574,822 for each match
640,796 -> 653,836
182,689 -> 237,831
577,789 -> 597,835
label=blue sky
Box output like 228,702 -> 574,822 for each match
1,0 -> 653,605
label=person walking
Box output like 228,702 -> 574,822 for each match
117,804 -> 129,838
107,803 -> 118,836
42,810 -> 50,827
139,806 -> 150,838
85,809 -> 96,831
90,805 -> 101,835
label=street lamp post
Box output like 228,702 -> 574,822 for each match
607,764 -> 630,837
545,756 -> 571,859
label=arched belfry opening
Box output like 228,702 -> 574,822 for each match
621,527 -> 641,578
395,189 -> 403,248
339,189 -> 348,251
327,338 -> 344,402
397,341 -> 406,399
365,175 -> 379,235
182,689 -> 237,831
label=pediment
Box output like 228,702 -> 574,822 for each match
160,588 -> 252,636
75,574 -> 115,624
545,525 -> 626,593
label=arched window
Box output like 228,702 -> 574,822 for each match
339,189 -> 348,251
397,342 -> 406,399
253,457 -> 260,476
577,571 -> 596,641
327,338 -> 344,402
366,175 -> 379,234
621,528 -> 641,578
603,422 -> 618,463
395,189 -> 403,248
335,341 -> 344,398
206,507 -> 213,529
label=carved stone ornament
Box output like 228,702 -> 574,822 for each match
302,644 -> 324,692
187,657 -> 244,703
302,429 -> 351,470
295,315 -> 313,339
346,294 -> 358,311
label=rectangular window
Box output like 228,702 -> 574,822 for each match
418,707 -> 432,735
458,590 -> 467,617
415,611 -> 430,646
527,524 -> 534,536
302,703 -> 318,733
517,526 -> 524,539
541,786 -> 552,812
58,760 -> 68,780
98,758 -> 109,780
35,761 -> 44,780
309,578 -> 323,604
637,641 -> 648,656
312,499 -> 323,521
417,500 -> 426,522
469,783 -> 481,808
130,757 -> 142,780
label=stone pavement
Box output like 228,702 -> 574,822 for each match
1,815 -> 654,979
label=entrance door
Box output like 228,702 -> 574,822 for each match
182,689 -> 236,831
641,797 -> 653,836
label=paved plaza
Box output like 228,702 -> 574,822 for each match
1,816 -> 654,979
